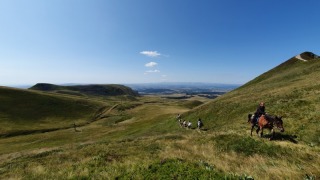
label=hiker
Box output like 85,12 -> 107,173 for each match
254,102 -> 266,124
73,122 -> 77,132
197,118 -> 203,129
182,120 -> 187,127
187,121 -> 192,128
177,114 -> 182,125
176,114 -> 181,120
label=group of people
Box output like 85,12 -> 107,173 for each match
175,102 -> 266,130
176,114 -> 204,129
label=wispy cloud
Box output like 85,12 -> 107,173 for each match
145,62 -> 158,67
146,69 -> 160,73
144,69 -> 160,75
140,51 -> 161,57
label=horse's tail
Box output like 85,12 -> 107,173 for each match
248,114 -> 253,123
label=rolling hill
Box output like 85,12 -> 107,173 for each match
185,51 -> 320,144
186,52 -> 320,145
29,83 -> 139,97
0,86 -> 105,137
0,52 -> 319,179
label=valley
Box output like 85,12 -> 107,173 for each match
0,52 -> 320,179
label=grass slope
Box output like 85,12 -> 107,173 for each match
0,87 -> 105,136
178,53 -> 320,178
0,53 -> 320,179
185,54 -> 320,145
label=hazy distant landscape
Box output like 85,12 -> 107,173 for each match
11,82 -> 238,99
127,82 -> 239,95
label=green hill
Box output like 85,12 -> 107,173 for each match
29,83 -> 139,97
0,86 -> 105,137
0,52 -> 320,179
185,52 -> 320,144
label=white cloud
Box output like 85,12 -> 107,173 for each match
145,69 -> 160,73
161,75 -> 167,77
145,62 -> 158,67
140,51 -> 161,57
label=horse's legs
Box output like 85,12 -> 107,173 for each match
250,125 -> 254,136
269,129 -> 275,140
256,126 -> 260,136
260,127 -> 264,137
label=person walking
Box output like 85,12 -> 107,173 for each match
197,118 -> 203,129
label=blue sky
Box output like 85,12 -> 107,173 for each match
1,0 -> 319,86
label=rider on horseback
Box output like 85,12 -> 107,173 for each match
254,102 -> 266,124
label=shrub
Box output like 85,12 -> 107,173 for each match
212,134 -> 291,157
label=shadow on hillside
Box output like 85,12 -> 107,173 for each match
181,127 -> 208,131
187,127 -> 208,131
264,133 -> 298,144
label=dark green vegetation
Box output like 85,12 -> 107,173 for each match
117,159 -> 248,179
212,134 -> 291,157
0,52 -> 320,179
299,51 -> 319,60
30,83 -> 139,97
0,87 -> 105,136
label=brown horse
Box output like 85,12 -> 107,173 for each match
248,114 -> 284,140
257,115 -> 284,140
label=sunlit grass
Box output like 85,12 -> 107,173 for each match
1,58 -> 320,179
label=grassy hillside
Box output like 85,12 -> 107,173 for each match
30,83 -> 139,97
0,53 -> 320,179
178,53 -> 320,178
0,90 -> 318,179
185,53 -> 320,144
0,87 -> 105,136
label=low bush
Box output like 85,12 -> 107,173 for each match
212,134 -> 291,157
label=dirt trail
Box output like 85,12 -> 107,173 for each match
92,104 -> 119,121
295,54 -> 307,61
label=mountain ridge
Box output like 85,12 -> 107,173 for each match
295,51 -> 319,61
29,83 -> 139,97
